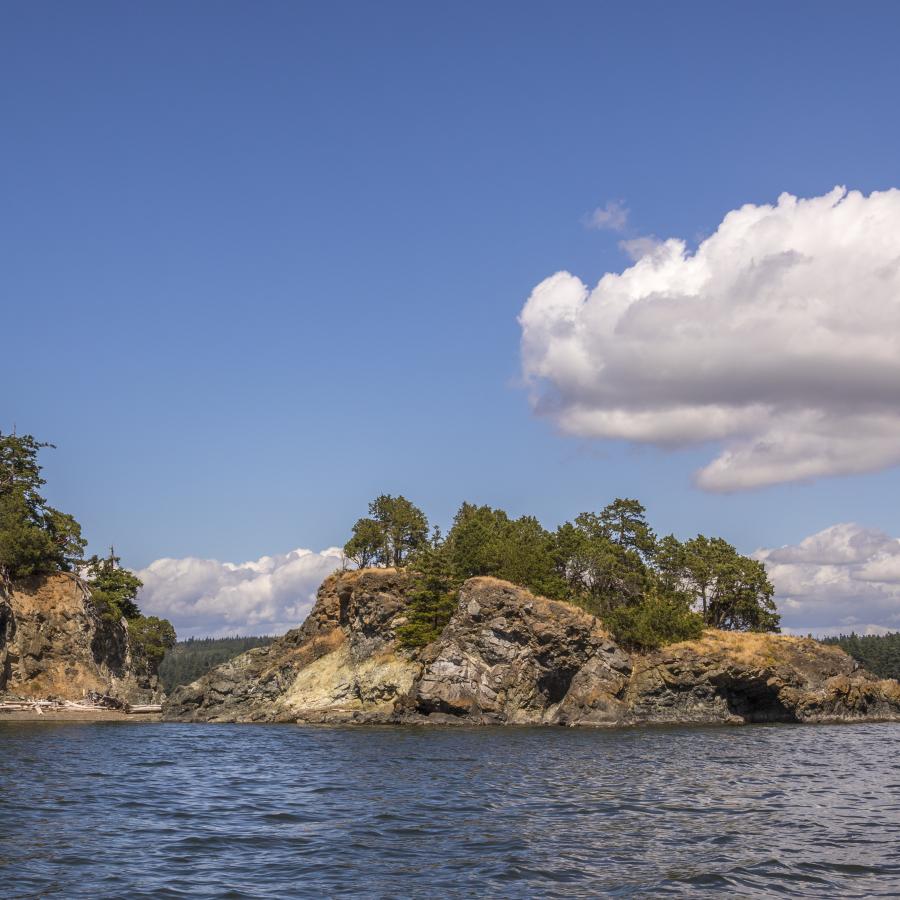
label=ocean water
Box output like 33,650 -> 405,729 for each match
1,722 -> 898,898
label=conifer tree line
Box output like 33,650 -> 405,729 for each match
345,494 -> 780,649
822,632 -> 900,680
0,432 -> 175,664
158,636 -> 275,692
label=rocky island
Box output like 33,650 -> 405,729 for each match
3,435 -> 899,730
165,568 -> 900,727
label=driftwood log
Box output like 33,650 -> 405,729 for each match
0,695 -> 160,715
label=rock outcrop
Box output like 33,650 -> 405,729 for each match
164,569 -> 900,727
0,574 -> 164,704
164,569 -> 419,723
414,578 -> 632,725
625,630 -> 900,725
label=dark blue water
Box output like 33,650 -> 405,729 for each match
1,722 -> 899,898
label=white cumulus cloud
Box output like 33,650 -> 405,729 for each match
136,548 -> 344,638
756,523 -> 900,636
521,187 -> 900,491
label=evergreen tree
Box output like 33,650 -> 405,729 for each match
680,535 -> 779,631
0,432 -> 86,583
83,548 -> 143,621
821,632 -> 900,680
127,616 -> 177,665
395,529 -> 459,648
343,494 -> 428,567
443,503 -> 564,598
344,517 -> 384,568
555,499 -> 654,614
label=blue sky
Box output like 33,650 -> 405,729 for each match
5,2 -> 900,635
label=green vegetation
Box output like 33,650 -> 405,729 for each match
0,431 -> 176,663
345,494 -> 429,567
158,636 -> 275,692
347,494 -> 780,651
603,587 -> 704,650
83,550 -> 143,621
394,529 -> 459,648
0,433 -> 86,583
127,616 -> 177,666
822,632 -> 900,680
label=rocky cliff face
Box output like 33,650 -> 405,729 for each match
0,574 -> 164,704
164,569 -> 900,727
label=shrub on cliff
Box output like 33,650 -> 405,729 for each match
84,550 -> 143,621
83,549 -> 177,663
602,589 -> 704,651
395,532 -> 459,648
126,615 -> 176,666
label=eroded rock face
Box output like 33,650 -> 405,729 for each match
164,569 -> 420,723
414,577 -> 631,725
163,569 -> 900,727
625,631 -> 900,726
0,574 -> 164,704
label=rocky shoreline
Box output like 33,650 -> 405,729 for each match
164,569 -> 900,727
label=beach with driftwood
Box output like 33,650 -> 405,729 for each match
0,697 -> 162,721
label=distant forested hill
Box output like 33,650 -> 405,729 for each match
159,636 -> 275,692
822,632 -> 900,680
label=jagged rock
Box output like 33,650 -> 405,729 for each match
163,569 -> 900,727
164,569 -> 420,723
414,577 -> 631,725
0,574 -> 164,704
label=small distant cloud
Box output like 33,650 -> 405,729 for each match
583,199 -> 629,232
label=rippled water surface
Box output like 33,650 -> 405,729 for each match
1,722 -> 899,897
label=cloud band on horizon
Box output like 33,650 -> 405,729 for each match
756,522 -> 900,637
136,547 -> 344,639
134,523 -> 900,639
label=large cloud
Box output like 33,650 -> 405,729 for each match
136,548 -> 344,639
519,187 -> 900,491
757,523 -> 900,636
